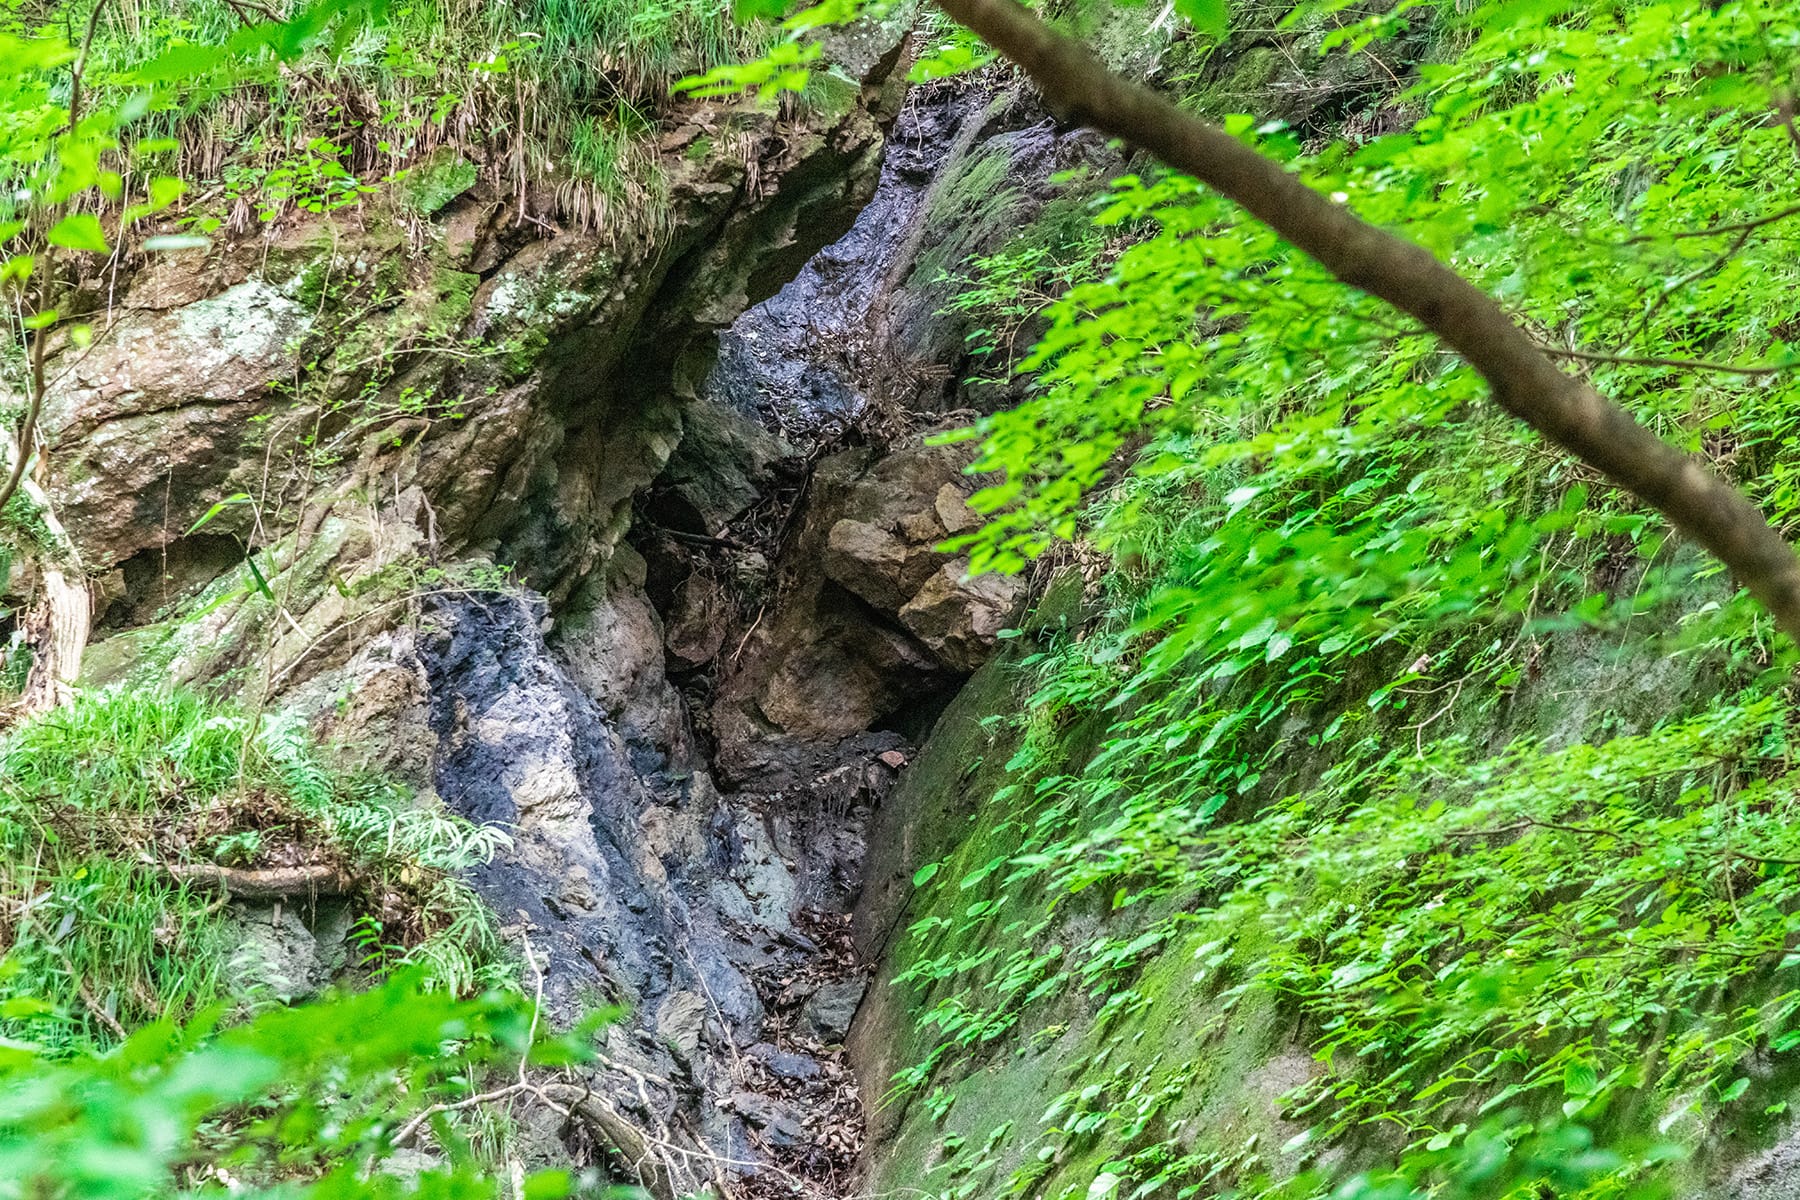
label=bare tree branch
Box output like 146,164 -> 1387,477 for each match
165,863 -> 359,899
0,326 -> 48,517
933,0 -> 1800,643
62,0 -> 109,137
1619,201 -> 1800,245
1633,223 -> 1755,341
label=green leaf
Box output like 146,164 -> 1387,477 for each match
127,42 -> 227,84
245,556 -> 274,599
46,214 -> 109,254
0,33 -> 75,74
123,176 -> 186,225
1563,1060 -> 1597,1096
0,997 -> 53,1019
185,493 -> 252,536
913,861 -> 942,887
523,1171 -> 574,1200
908,36 -> 994,82
1175,0 -> 1229,38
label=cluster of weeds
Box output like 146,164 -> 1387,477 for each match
0,687 -> 508,1053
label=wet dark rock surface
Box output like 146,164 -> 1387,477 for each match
704,87 -> 979,437
416,589 -> 893,1194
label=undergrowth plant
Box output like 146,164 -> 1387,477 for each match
2,0 -> 771,245
0,687 -> 508,1054
0,967 -> 592,1199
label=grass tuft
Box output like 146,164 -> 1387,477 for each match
0,686 -> 508,1054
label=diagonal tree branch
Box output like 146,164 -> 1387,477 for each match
1619,201 -> 1800,244
1537,344 -> 1799,376
932,0 -> 1800,643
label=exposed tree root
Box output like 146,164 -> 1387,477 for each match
164,863 -> 359,900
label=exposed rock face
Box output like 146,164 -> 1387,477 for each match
551,546 -> 692,756
699,83 -> 1114,434
1716,1137 -> 1800,1200
226,901 -> 355,1004
22,74 -> 894,615
823,480 -> 1020,673
421,593 -> 720,1021
412,590 -> 899,1194
711,438 -> 1024,785
45,278 -> 314,564
799,979 -> 867,1044
898,562 -> 1022,672
327,79 -> 1076,1188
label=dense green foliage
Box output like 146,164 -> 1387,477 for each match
1,0 -> 760,245
804,2 -> 1800,1199
0,970 -> 575,1199
146,0 -> 747,237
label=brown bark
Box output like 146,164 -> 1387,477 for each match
0,329 -> 45,519
17,564 -> 89,714
933,0 -> 1800,644
15,479 -> 90,716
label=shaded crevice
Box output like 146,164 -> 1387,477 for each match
96,533 -> 244,631
406,66 -> 1099,1199
399,95 -> 988,1200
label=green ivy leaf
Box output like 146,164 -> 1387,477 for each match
523,1171 -> 573,1200
1562,1060 -> 1597,1097
126,42 -> 226,84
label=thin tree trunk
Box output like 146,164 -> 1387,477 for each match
17,480 -> 90,714
5,1 -> 108,712
933,0 -> 1800,644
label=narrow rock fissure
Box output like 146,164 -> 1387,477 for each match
406,85 -> 1015,1200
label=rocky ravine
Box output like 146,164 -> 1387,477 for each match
0,26 -> 1111,1190
375,84 -> 1082,1193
